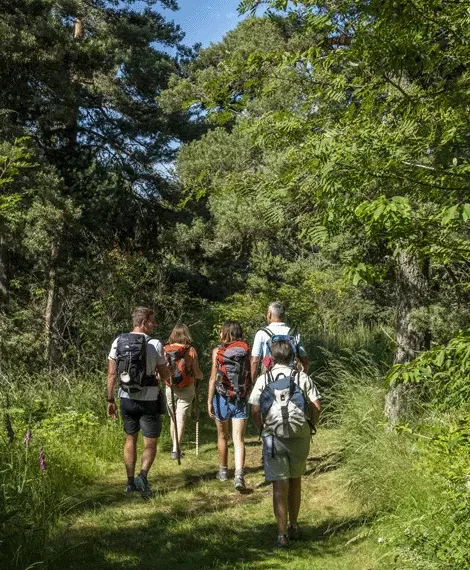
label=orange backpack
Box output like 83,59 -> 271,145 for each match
164,344 -> 193,388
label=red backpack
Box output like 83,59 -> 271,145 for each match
164,344 -> 193,388
216,341 -> 251,401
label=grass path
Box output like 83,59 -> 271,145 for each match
45,428 -> 386,569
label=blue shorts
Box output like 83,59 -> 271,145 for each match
213,394 -> 248,421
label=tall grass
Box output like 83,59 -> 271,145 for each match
322,350 -> 470,570
0,370 -> 142,568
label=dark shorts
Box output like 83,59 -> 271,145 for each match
120,398 -> 162,438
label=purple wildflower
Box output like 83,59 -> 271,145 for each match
23,428 -> 32,448
39,446 -> 47,471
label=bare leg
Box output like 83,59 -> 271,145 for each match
231,419 -> 247,471
124,433 -> 138,477
141,436 -> 157,473
288,477 -> 302,525
215,420 -> 229,467
272,480 -> 289,535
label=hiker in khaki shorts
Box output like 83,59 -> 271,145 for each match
250,339 -> 321,548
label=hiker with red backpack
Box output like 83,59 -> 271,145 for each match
250,339 -> 321,548
164,323 -> 203,461
250,301 -> 309,379
107,307 -> 170,499
207,320 -> 251,491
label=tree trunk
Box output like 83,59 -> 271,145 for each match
385,250 -> 430,425
44,240 -> 60,368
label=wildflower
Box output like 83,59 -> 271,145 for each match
39,446 -> 47,471
23,428 -> 32,448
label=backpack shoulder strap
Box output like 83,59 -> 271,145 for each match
259,327 -> 274,338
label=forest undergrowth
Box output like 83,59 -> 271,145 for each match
1,328 -> 469,569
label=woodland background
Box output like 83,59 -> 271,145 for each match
1,1 -> 470,568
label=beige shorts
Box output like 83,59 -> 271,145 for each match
166,384 -> 195,419
262,435 -> 311,481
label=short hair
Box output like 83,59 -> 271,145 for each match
168,323 -> 193,345
220,320 -> 243,344
268,301 -> 285,319
132,307 -> 155,328
270,339 -> 293,365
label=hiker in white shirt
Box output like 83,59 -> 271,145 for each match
250,339 -> 320,548
251,301 -> 309,379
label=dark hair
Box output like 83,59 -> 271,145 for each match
132,307 -> 155,328
270,340 -> 294,365
168,323 -> 193,345
220,320 -> 243,344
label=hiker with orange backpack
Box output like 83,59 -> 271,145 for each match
164,324 -> 203,461
207,320 -> 251,491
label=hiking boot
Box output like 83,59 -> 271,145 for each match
216,468 -> 228,481
276,534 -> 289,548
125,483 -> 137,495
234,472 -> 246,492
288,523 -> 301,541
135,474 -> 153,499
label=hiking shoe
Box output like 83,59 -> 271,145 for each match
288,523 -> 301,541
234,473 -> 246,492
216,468 -> 228,481
276,534 -> 289,548
171,450 -> 184,460
125,483 -> 137,495
135,474 -> 153,499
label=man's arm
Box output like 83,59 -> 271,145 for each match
107,359 -> 117,419
250,356 -> 260,386
251,405 -> 262,431
157,362 -> 170,382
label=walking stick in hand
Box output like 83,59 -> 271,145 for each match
194,381 -> 200,457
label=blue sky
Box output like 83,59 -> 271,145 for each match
161,1 -> 252,48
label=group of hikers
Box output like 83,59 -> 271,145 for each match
106,302 -> 321,548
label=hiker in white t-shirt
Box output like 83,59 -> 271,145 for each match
250,301 -> 309,379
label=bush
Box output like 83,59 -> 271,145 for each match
330,353 -> 470,570
0,371 -> 124,568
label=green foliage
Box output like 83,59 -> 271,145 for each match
0,371 -> 125,568
387,330 -> 470,411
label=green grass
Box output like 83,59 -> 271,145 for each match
40,425 -> 385,570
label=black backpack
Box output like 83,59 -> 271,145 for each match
116,333 -> 156,392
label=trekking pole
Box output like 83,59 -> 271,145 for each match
194,381 -> 200,457
169,374 -> 181,466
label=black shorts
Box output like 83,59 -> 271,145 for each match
120,398 -> 162,438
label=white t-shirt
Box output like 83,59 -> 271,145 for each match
249,364 -> 321,437
251,322 -> 307,358
108,333 -> 166,401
